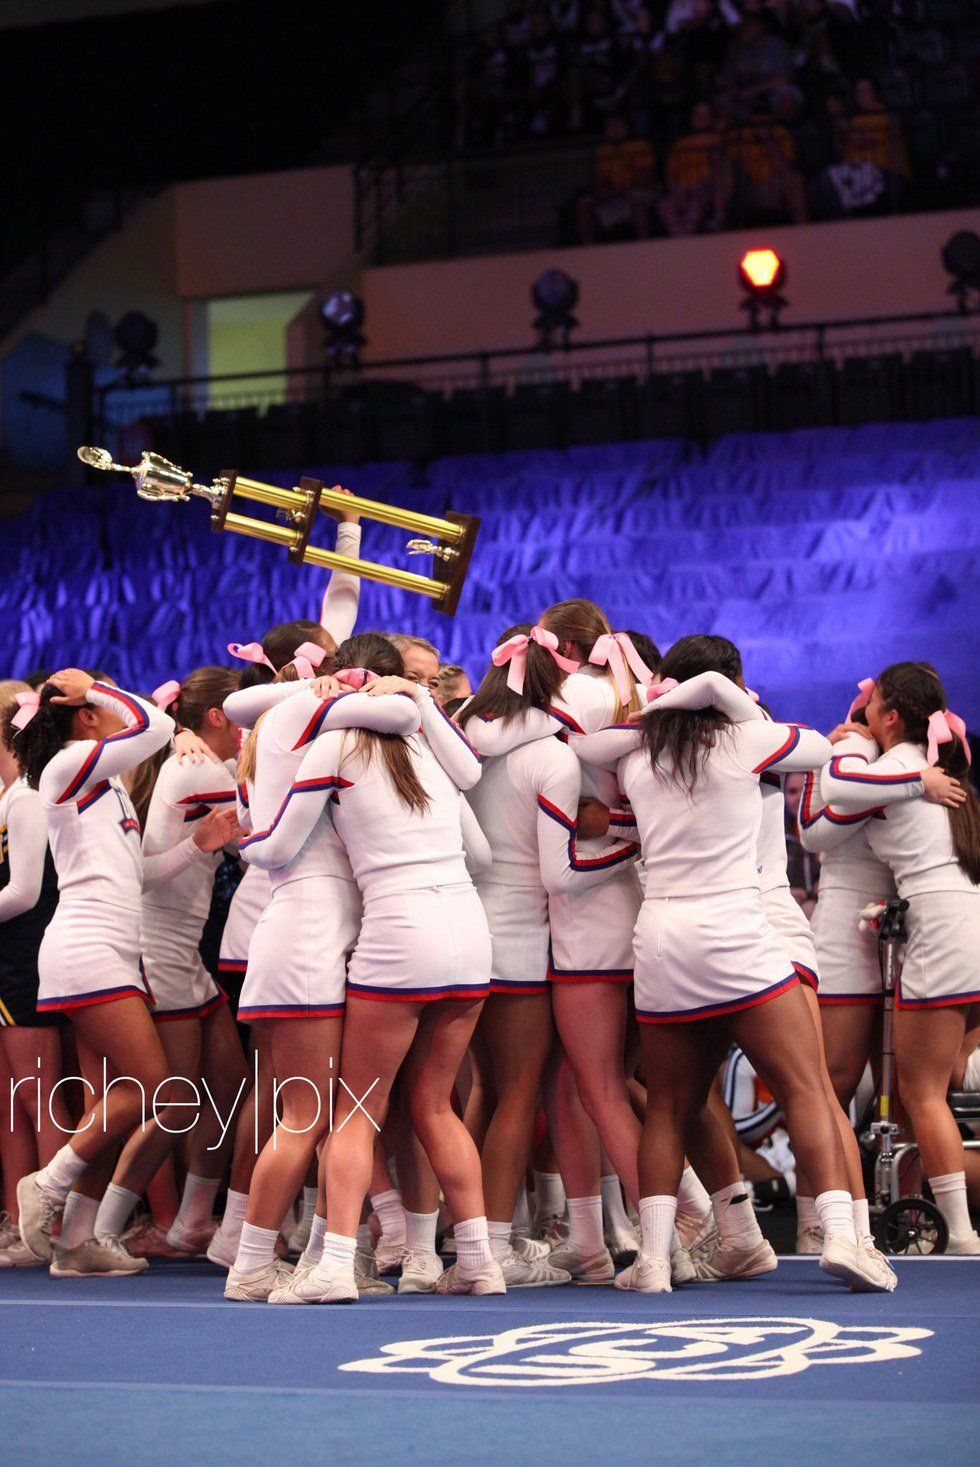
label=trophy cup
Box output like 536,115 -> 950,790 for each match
78,447 -> 480,615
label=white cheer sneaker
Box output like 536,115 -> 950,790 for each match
224,1258 -> 294,1302
614,1252 -> 672,1293
498,1246 -> 571,1288
547,1243 -> 616,1285
435,1258 -> 506,1295
50,1235 -> 149,1278
397,1249 -> 444,1294
694,1237 -> 778,1282
16,1173 -> 63,1263
820,1233 -> 895,1292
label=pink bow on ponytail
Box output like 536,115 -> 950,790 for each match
335,667 -> 374,692
290,641 -> 327,681
926,709 -> 972,768
227,641 -> 276,673
152,679 -> 181,712
589,633 -> 655,702
846,677 -> 876,722
491,625 -> 579,695
645,677 -> 679,703
11,691 -> 41,731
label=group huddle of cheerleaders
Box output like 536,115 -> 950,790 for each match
1,515 -> 978,1304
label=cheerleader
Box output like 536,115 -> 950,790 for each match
224,634 -> 475,1300
91,667 -> 246,1257
0,683 -> 72,1267
818,661 -> 980,1253
8,670 -> 182,1277
238,641 -> 497,1304
460,624 -> 639,1287
574,636 -> 894,1293
464,600 -> 651,1282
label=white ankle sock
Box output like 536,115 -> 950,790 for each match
796,1195 -> 819,1233
404,1208 -> 439,1255
488,1219 -> 513,1262
370,1188 -> 405,1243
219,1188 -> 249,1241
299,1187 -> 318,1224
711,1181 -> 763,1247
37,1144 -> 87,1202
567,1195 -> 605,1255
512,1184 -> 532,1233
234,1221 -> 278,1273
676,1165 -> 712,1219
815,1190 -> 857,1245
532,1170 -> 565,1221
638,1195 -> 677,1263
60,1191 -> 100,1249
94,1184 -> 140,1241
601,1175 -> 633,1233
175,1173 -> 221,1229
455,1216 -> 492,1269
320,1231 -> 357,1270
304,1215 -> 327,1265
929,1171 -> 974,1240
852,1197 -> 871,1237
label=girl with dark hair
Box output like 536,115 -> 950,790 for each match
818,661 -> 980,1253
8,670 -> 189,1278
463,599 -> 656,1283
574,635 -> 894,1294
238,636 -> 498,1304
461,624 -> 638,1288
94,667 -> 247,1259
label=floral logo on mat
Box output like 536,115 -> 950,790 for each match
341,1317 -> 932,1388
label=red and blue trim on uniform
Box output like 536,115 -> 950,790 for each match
636,971 -> 799,1023
897,977 -> 980,1010
793,961 -> 819,991
75,781 -> 111,813
346,981 -> 490,1004
238,775 -> 353,854
817,991 -> 883,1006
292,696 -> 347,751
537,795 -> 638,872
437,703 -> 482,761
799,771 -> 884,828
154,991 -> 227,1022
547,704 -> 584,734
56,686 -> 149,804
753,728 -> 800,774
36,982 -> 152,1013
547,941 -> 633,983
237,1002 -> 346,1020
488,977 -> 550,996
826,755 -> 922,788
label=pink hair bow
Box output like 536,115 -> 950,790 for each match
152,679 -> 181,711
846,677 -> 875,722
290,641 -> 327,680
227,641 -> 276,673
11,690 -> 41,731
589,633 -> 655,703
926,709 -> 971,768
645,677 -> 679,703
335,667 -> 374,692
491,625 -> 579,695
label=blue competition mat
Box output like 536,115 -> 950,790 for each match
1,1258 -> 977,1465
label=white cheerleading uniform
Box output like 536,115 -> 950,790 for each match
140,753 -> 238,1020
466,667 -> 643,982
242,690 -> 491,1004
35,684 -> 175,1013
232,687 -> 426,1021
758,774 -> 820,992
216,529 -> 363,989
462,728 -> 638,996
576,682 -> 832,1023
820,740 -> 980,1009
798,731 -> 897,1005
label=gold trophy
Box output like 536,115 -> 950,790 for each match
77,447 -> 480,616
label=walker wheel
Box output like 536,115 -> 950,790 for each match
876,1197 -> 948,1256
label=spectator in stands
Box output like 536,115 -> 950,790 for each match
525,7 -> 568,137
809,91 -> 905,218
837,76 -> 910,180
571,5 -> 628,129
577,111 -> 657,240
659,100 -> 732,232
460,23 -> 524,146
438,665 -> 473,705
718,14 -> 803,121
724,105 -> 808,223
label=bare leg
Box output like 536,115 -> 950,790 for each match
2,1026 -> 71,1170
401,1000 -> 488,1225
480,993 -> 552,1221
552,983 -> 640,1204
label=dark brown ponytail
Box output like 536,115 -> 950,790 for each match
640,634 -> 745,794
877,661 -> 980,884
463,622 -> 567,726
335,634 -> 430,816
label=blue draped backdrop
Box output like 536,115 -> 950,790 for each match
4,420 -> 979,732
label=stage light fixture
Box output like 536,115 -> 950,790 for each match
738,248 -> 787,331
532,269 -> 579,349
114,310 -> 159,380
941,230 -> 980,313
321,289 -> 366,366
